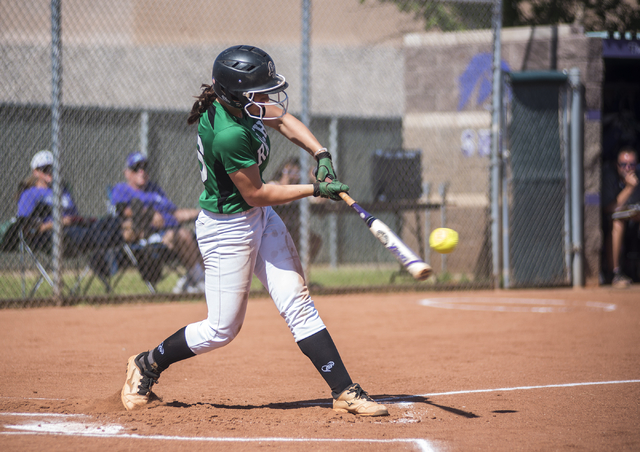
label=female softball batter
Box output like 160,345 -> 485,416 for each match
121,45 -> 388,417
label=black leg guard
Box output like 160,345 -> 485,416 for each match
151,326 -> 196,371
297,328 -> 353,398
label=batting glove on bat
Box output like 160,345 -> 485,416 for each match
315,150 -> 337,182
313,180 -> 349,201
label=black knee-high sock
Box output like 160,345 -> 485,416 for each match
149,326 -> 196,372
297,328 -> 353,398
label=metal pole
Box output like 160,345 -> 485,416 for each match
299,0 -> 311,276
569,67 -> 584,287
439,182 -> 448,273
423,182 -> 431,266
490,0 -> 503,289
140,110 -> 149,156
328,116 -> 338,269
51,0 -> 63,301
501,74 -> 510,288
561,82 -> 572,284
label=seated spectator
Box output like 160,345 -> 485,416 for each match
16,150 -> 121,255
602,146 -> 640,288
111,152 -> 205,293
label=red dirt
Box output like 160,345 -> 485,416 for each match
1,287 -> 639,451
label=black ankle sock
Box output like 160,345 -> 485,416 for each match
297,328 -> 353,398
151,326 -> 196,371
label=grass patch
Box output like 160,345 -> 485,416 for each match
0,263 -> 488,300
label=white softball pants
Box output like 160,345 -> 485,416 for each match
184,206 -> 326,354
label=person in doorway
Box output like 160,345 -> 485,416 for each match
602,145 -> 640,288
120,45 -> 388,417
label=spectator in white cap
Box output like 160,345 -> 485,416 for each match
30,149 -> 54,170
17,150 -> 77,241
111,152 -> 205,293
15,149 -> 122,256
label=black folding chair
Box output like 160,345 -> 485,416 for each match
78,189 -> 183,294
0,215 -> 116,298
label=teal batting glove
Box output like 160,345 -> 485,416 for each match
313,180 -> 349,201
315,150 -> 337,182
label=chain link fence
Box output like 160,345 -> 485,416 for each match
505,71 -> 572,288
1,0 -> 501,306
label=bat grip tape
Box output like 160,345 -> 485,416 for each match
350,202 -> 376,227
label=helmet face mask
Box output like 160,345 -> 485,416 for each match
212,45 -> 289,120
243,89 -> 289,120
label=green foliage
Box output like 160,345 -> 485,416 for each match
361,0 -> 640,33
504,0 -> 640,32
360,0 -> 492,31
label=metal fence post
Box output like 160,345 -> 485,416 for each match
51,0 -> 63,301
329,116 -> 339,269
569,67 -> 584,287
439,182 -> 448,273
299,0 -> 312,276
490,0 -> 503,289
423,182 -> 431,266
562,79 -> 572,284
140,110 -> 149,157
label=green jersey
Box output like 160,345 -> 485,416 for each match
196,102 -> 271,214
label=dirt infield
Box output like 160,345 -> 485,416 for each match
1,287 -> 639,451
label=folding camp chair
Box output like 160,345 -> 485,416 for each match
0,217 -> 57,297
80,238 -> 181,294
78,188 -> 185,294
0,215 -> 118,298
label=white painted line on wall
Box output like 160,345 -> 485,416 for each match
404,111 -> 491,129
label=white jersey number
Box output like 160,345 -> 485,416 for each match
253,121 -> 269,166
197,135 -> 207,183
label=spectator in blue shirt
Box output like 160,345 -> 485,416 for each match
111,153 -> 204,293
16,150 -> 121,254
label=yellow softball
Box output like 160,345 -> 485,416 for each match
429,228 -> 459,254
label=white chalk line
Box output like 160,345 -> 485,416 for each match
418,297 -> 616,313
0,413 -> 436,452
407,379 -> 640,399
0,412 -> 81,417
0,428 -> 436,452
4,379 -> 638,451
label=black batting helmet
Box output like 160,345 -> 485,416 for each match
212,45 -> 288,118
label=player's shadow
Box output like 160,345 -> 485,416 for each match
165,393 -> 479,418
164,398 -> 332,411
379,394 -> 480,418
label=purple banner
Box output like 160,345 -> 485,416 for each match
602,39 -> 640,59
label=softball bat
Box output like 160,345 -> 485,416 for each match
339,192 -> 432,281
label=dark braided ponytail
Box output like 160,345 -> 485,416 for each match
187,84 -> 217,125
